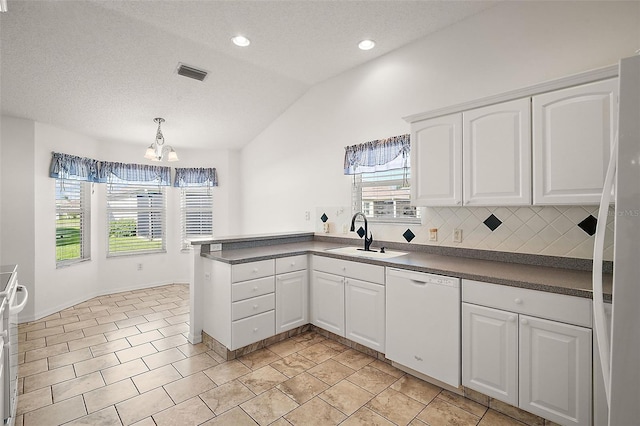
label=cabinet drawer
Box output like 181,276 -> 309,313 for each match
232,276 -> 275,302
232,310 -> 275,350
462,279 -> 591,327
313,256 -> 384,285
232,293 -> 275,321
276,255 -> 308,274
231,260 -> 275,283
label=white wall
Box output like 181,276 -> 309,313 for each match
1,117 -> 240,321
240,1 -> 640,259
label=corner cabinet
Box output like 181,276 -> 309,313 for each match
411,113 -> 463,206
462,279 -> 592,426
310,256 -> 385,352
532,78 -> 618,205
275,255 -> 308,334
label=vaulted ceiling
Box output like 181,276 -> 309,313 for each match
0,0 -> 496,150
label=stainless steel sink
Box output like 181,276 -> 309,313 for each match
325,246 -> 408,259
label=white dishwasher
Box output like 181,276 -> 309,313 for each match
385,268 -> 460,388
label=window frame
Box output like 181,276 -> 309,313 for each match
106,183 -> 167,257
55,179 -> 91,267
351,169 -> 421,225
180,187 -> 214,250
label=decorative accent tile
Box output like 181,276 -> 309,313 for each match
356,227 -> 365,238
577,215 -> 597,236
483,214 -> 502,232
402,229 -> 415,243
320,213 -> 328,223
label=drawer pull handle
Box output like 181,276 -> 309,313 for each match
291,262 -> 296,266
514,298 -> 522,305
252,268 -> 258,273
414,355 -> 423,361
253,328 -> 258,332
520,318 -> 528,325
508,315 -> 516,323
253,305 -> 258,309
252,287 -> 258,291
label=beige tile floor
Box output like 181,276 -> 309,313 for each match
16,283 -> 531,426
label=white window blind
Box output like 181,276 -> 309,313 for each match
181,188 -> 214,249
107,183 -> 166,256
55,179 -> 90,266
352,169 -> 420,223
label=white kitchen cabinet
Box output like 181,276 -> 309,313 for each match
462,279 -> 592,426
533,78 -> 618,205
463,98 -> 531,206
276,270 -> 308,333
310,270 -> 345,336
519,315 -> 592,426
462,303 -> 518,405
345,278 -> 385,352
411,113 -> 463,206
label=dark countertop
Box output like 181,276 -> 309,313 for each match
202,241 -> 612,300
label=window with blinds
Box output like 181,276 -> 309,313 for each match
106,183 -> 166,256
55,179 -> 90,266
181,188 -> 214,249
352,169 -> 421,223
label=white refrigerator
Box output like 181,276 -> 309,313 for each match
593,54 -> 640,425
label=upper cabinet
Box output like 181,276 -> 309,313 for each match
411,99 -> 531,207
407,70 -> 619,207
411,113 -> 463,206
532,79 -> 618,205
463,98 -> 532,206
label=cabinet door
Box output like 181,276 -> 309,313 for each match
519,315 -> 592,426
463,98 -> 532,206
276,270 -> 308,333
345,278 -> 385,352
462,303 -> 518,406
310,271 -> 345,336
411,113 -> 463,206
533,78 -> 618,205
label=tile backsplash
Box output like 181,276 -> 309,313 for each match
316,205 -> 614,261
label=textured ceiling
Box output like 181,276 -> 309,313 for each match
0,0 -> 496,150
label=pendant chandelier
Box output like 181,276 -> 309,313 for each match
144,118 -> 179,162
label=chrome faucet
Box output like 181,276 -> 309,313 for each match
350,212 -> 374,251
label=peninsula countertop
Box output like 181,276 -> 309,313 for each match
199,239 -> 612,300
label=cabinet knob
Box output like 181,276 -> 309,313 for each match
514,298 -> 523,305
414,355 -> 423,361
253,328 -> 258,332
252,286 -> 258,291
520,318 -> 528,325
290,262 -> 295,266
252,268 -> 258,273
508,315 -> 516,323
342,267 -> 346,271
253,305 -> 258,310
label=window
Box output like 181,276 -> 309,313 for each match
55,179 -> 90,266
180,188 -> 214,249
352,169 -> 420,223
107,183 -> 166,256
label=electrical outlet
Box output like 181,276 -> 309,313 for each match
453,228 -> 462,243
204,272 -> 211,280
429,228 -> 438,242
137,263 -> 143,271
305,211 -> 310,221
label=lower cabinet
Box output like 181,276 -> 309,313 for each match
276,270 -> 308,333
310,271 -> 345,336
345,278 -> 385,352
462,280 -> 592,426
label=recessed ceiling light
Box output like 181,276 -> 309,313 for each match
232,35 -> 251,47
358,39 -> 376,51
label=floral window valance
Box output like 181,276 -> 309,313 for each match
97,161 -> 171,186
173,168 -> 218,188
49,152 -> 100,182
343,134 -> 410,175
50,153 -> 171,186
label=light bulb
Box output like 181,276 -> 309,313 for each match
358,39 -> 376,51
232,35 -> 251,47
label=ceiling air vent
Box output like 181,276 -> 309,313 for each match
176,63 -> 208,81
